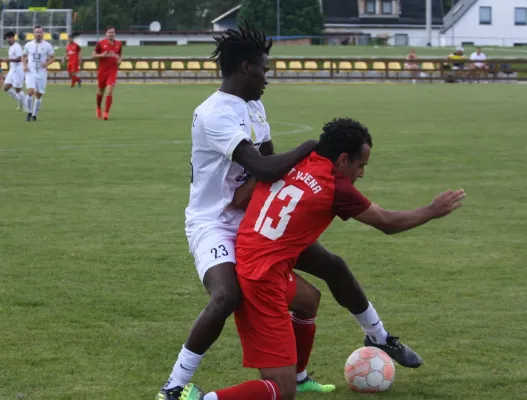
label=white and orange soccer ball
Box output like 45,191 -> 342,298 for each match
344,346 -> 395,393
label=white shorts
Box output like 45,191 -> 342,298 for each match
188,225 -> 237,283
25,72 -> 48,94
5,69 -> 24,88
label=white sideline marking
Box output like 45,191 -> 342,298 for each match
0,120 -> 314,153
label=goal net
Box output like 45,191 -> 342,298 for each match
1,8 -> 72,47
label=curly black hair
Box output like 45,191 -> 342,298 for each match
4,31 -> 15,39
317,118 -> 373,162
211,19 -> 272,78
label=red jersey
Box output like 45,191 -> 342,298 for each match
236,152 -> 371,280
66,42 -> 81,63
94,38 -> 122,71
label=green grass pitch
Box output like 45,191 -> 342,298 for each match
3,44 -> 527,59
1,82 -> 526,400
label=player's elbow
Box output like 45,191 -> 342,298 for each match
379,225 -> 398,235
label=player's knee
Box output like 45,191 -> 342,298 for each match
302,285 -> 321,317
208,287 -> 241,318
326,253 -> 352,279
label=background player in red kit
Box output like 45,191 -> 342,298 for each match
62,34 -> 82,88
92,26 -> 122,120
179,118 -> 466,400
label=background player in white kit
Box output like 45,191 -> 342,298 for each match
22,25 -> 55,122
2,31 -> 26,111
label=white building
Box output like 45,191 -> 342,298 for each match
441,0 -> 527,47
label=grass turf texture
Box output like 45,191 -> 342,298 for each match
1,83 -> 526,400
3,44 -> 527,59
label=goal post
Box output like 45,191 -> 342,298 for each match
1,8 -> 73,47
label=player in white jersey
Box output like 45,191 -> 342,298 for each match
2,32 -> 26,111
158,21 -> 422,400
22,26 -> 55,122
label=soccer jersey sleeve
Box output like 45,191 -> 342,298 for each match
204,110 -> 248,160
22,43 -> 29,55
46,43 -> 55,57
95,41 -> 102,54
14,44 -> 23,58
253,101 -> 271,142
332,173 -> 371,221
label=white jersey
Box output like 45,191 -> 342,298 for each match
8,42 -> 23,72
23,40 -> 54,75
185,91 -> 272,243
470,52 -> 487,67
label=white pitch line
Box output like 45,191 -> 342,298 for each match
0,121 -> 314,153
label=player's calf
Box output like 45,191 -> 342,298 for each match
161,263 -> 241,395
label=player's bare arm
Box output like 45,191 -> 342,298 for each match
259,140 -> 275,156
44,54 -> 55,69
9,55 -> 22,63
22,53 -> 29,72
232,139 -> 317,182
230,140 -> 275,209
230,177 -> 257,210
354,189 -> 466,234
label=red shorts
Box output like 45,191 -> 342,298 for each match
234,264 -> 297,369
98,69 -> 118,89
67,62 -> 79,73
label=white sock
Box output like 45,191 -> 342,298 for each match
6,88 -> 19,102
297,370 -> 308,382
163,345 -> 204,390
352,302 -> 388,345
18,91 -> 26,107
26,95 -> 34,114
204,394 -> 218,400
32,98 -> 42,117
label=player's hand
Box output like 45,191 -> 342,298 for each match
428,189 -> 466,218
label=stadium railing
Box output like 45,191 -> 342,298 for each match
2,58 -> 524,83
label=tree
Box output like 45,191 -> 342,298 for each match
239,0 -> 324,37
47,0 -> 63,8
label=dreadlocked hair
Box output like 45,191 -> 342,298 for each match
317,118 -> 373,162
211,18 -> 272,78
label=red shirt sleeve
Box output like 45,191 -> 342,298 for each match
94,41 -> 102,53
76,44 -> 81,53
332,172 -> 371,221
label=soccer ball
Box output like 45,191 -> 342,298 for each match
344,347 -> 395,392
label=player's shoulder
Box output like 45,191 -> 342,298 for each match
203,91 -> 246,117
248,100 -> 266,116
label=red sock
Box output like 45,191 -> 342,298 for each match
215,380 -> 280,400
105,95 -> 113,113
291,313 -> 316,374
96,93 -> 103,108
71,76 -> 77,87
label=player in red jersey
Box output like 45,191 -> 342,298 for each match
92,26 -> 122,120
180,118 -> 466,400
62,34 -> 82,88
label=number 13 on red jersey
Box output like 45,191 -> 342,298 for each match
254,180 -> 305,240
